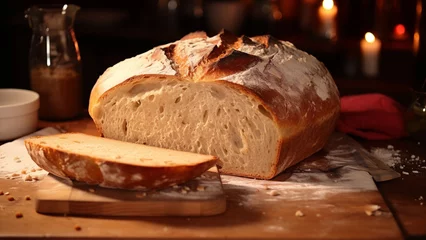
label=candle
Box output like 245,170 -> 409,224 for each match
414,31 -> 420,55
318,0 -> 338,39
361,32 -> 382,77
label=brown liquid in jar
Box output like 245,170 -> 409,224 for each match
30,66 -> 82,121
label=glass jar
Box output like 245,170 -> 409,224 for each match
25,4 -> 83,121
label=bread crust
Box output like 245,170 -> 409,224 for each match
88,30 -> 340,179
24,135 -> 218,190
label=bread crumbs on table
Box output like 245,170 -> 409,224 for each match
268,190 -> 280,196
295,210 -> 304,217
24,175 -> 33,181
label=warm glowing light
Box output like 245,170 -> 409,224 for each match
414,31 -> 420,54
365,32 -> 375,43
394,24 -> 406,36
322,0 -> 334,10
417,0 -> 423,15
168,0 -> 177,11
62,4 -> 68,14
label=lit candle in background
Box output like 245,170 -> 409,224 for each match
361,32 -> 382,77
393,24 -> 407,40
413,0 -> 422,55
318,0 -> 338,39
413,31 -> 420,55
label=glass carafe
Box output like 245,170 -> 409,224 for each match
25,4 -> 82,121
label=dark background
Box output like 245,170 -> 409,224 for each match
4,0 -> 426,107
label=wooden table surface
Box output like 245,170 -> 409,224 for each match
0,117 -> 425,240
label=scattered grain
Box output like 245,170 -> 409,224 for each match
25,195 -> 31,200
135,192 -> 147,198
74,225 -> 82,231
7,196 -> 15,201
268,190 -> 280,196
24,175 -> 33,181
295,210 -> 304,217
365,210 -> 373,216
15,212 -> 23,218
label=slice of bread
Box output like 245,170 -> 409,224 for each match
24,133 -> 218,190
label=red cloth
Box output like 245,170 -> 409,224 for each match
336,93 -> 408,140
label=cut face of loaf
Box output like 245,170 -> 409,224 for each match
24,133 -> 218,190
93,78 -> 279,178
89,30 -> 340,179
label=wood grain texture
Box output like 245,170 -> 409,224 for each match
0,117 -> 412,239
0,178 -> 402,239
361,138 -> 426,239
35,167 -> 226,217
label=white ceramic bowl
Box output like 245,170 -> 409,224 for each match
0,88 -> 40,141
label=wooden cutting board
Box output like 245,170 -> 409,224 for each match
36,167 -> 226,217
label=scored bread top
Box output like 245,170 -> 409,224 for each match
89,30 -> 340,134
26,133 -> 218,167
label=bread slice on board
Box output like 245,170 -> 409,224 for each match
24,133 -> 218,190
88,30 -> 340,179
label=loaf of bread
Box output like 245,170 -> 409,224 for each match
88,30 -> 340,179
24,133 -> 218,190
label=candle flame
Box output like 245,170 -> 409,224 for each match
414,31 -> 420,54
365,32 -> 375,43
417,0 -> 422,16
394,24 -> 406,36
322,0 -> 334,10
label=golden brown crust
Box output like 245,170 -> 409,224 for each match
24,137 -> 217,190
88,30 -> 341,179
